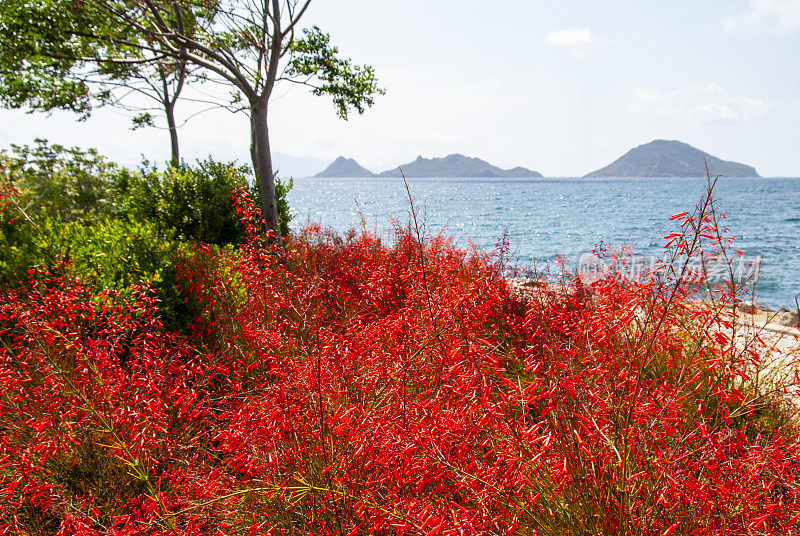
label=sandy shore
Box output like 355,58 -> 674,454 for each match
509,277 -> 800,351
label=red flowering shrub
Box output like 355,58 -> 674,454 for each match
1,183 -> 799,535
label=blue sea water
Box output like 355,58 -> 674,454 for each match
287,176 -> 800,310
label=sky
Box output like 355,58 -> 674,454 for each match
1,0 -> 799,177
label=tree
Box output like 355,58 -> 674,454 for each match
112,53 -> 190,165
0,1 -> 197,164
1,1 -> 384,242
111,1 -> 383,242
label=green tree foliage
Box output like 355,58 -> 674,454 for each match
0,1 -> 198,163
0,214 -> 170,292
0,1 -> 109,114
288,26 -> 383,120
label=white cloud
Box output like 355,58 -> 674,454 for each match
544,28 -> 610,58
693,104 -> 738,123
628,84 -> 769,125
723,0 -> 800,34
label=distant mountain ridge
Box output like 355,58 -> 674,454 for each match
314,156 -> 376,177
585,140 -> 759,178
313,153 -> 542,178
378,154 -> 542,178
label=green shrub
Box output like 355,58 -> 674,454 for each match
3,139 -> 293,246
1,140 -> 292,330
0,139 -> 118,222
0,211 -> 193,329
112,159 -> 293,244
0,214 -> 173,292
156,160 -> 254,245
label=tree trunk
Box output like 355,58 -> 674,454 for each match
166,101 -> 180,166
250,114 -> 258,179
250,101 -> 282,243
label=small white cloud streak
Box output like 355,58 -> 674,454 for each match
693,104 -> 738,123
544,27 -> 610,58
723,0 -> 800,34
628,84 -> 769,125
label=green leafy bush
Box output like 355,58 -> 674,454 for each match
1,140 -> 293,331
156,160 -> 255,245
1,139 -> 294,333
0,139 -> 118,222
2,139 -> 294,246
0,211 -> 174,292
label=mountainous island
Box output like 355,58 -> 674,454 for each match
313,156 -> 376,178
585,140 -> 760,178
313,153 -> 542,178
378,154 -> 542,178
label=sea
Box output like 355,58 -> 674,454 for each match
287,176 -> 800,310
